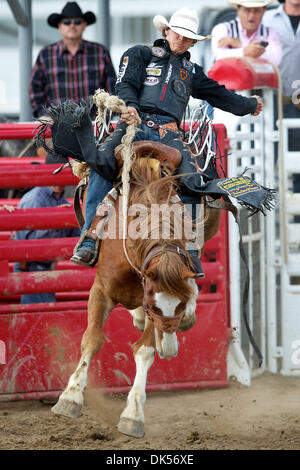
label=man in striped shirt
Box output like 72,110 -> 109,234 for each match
29,2 -> 116,118
211,0 -> 282,65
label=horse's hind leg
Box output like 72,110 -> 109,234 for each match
52,283 -> 113,418
117,319 -> 155,438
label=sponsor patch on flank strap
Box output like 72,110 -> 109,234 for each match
217,176 -> 260,198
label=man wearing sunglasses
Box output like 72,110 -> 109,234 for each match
29,2 -> 116,119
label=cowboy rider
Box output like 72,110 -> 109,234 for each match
47,7 -> 263,277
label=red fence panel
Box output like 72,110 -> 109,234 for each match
0,164 -> 79,188
0,123 -> 47,140
0,239 -> 77,263
0,207 -> 77,231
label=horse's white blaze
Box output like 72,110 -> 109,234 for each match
58,357 -> 90,405
155,292 -> 180,358
120,345 -> 155,423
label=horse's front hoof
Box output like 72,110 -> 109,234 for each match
117,417 -> 144,438
51,398 -> 82,419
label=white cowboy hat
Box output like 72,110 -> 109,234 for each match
153,7 -> 209,41
228,0 -> 274,7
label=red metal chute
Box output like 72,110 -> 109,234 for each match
208,57 -> 278,90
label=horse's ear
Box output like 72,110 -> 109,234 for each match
181,267 -> 195,280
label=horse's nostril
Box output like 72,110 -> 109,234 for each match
175,302 -> 186,314
150,304 -> 162,315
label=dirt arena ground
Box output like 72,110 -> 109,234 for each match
0,372 -> 300,451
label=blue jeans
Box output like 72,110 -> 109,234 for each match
80,168 -> 113,253
14,262 -> 56,304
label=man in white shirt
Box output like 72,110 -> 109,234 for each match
211,0 -> 282,65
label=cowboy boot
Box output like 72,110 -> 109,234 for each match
70,204 -> 108,267
71,188 -> 118,267
70,225 -> 100,267
71,248 -> 96,266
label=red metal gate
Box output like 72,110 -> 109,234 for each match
0,123 -> 230,400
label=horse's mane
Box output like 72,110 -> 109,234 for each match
127,158 -> 195,303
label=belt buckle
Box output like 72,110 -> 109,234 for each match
146,120 -> 155,128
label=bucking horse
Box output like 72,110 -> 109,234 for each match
37,91 -> 274,438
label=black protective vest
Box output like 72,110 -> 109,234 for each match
138,45 -> 194,123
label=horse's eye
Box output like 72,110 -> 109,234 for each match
145,270 -> 157,281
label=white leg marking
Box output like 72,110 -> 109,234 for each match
59,356 -> 91,406
155,293 -> 180,358
120,345 -> 155,424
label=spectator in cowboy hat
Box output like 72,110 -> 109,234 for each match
29,1 -> 116,119
211,0 -> 282,65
